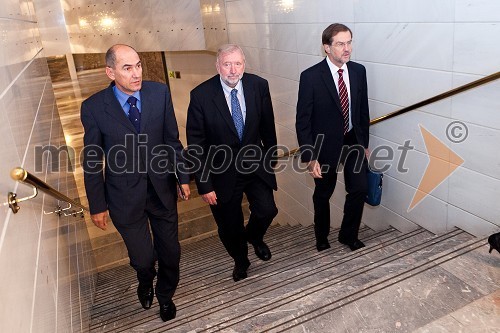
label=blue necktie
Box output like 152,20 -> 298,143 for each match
127,96 -> 141,133
231,89 -> 244,141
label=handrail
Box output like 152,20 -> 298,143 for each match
370,71 -> 500,125
278,70 -> 500,159
8,167 -> 88,215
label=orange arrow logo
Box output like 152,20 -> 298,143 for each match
408,125 -> 465,211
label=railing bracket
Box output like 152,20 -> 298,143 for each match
6,185 -> 38,214
8,192 -> 20,214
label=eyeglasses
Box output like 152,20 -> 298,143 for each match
332,40 -> 353,49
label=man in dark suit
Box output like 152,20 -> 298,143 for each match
296,23 -> 370,252
186,44 -> 278,282
81,44 -> 190,322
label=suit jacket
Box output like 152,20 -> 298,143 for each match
186,73 -> 277,203
296,59 -> 370,169
81,81 -> 188,225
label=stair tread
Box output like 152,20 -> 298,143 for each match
88,226 -> 493,333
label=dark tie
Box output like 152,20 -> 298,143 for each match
231,89 -> 244,141
338,69 -> 349,135
127,96 -> 141,133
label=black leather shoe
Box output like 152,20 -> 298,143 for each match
339,238 -> 365,251
316,240 -> 331,252
250,241 -> 272,261
232,259 -> 250,282
137,283 -> 154,309
159,300 -> 176,322
488,232 -> 500,254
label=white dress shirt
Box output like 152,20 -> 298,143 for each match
220,77 -> 247,124
326,57 -> 352,132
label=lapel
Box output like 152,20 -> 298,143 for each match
103,83 -> 136,133
138,83 -> 153,133
320,59 -> 343,112
211,76 -> 241,139
241,76 -> 257,143
347,62 -> 359,116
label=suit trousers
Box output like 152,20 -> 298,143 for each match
210,172 -> 278,265
114,177 -> 180,305
313,130 -> 368,243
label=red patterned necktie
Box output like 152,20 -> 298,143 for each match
337,69 -> 349,134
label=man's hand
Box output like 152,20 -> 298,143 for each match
91,211 -> 109,230
201,191 -> 217,205
365,148 -> 370,160
179,184 -> 191,200
307,160 -> 323,178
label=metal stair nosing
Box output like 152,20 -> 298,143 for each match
264,236 -> 488,333
88,226 -> 382,329
158,229 -> 469,333
98,228 -> 421,332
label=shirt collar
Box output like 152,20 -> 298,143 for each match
326,56 -> 348,74
113,85 -> 141,108
220,76 -> 244,96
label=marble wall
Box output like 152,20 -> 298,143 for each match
200,0 -> 229,52
61,0 -> 206,53
224,0 -> 500,236
0,0 -> 96,332
164,50 -> 219,145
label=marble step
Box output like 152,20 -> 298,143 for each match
89,227 -> 420,331
91,206 -> 275,303
114,229 -> 475,333
90,224 -> 299,308
178,224 -> 312,281
88,227 -> 483,333
176,227 -> 381,297
208,229 -> 474,333
262,236 -> 491,333
89,224 -> 323,320
147,229 -> 446,333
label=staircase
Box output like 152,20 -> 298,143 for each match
88,224 -> 499,332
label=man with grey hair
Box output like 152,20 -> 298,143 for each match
186,44 -> 279,281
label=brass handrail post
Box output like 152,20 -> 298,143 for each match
7,167 -> 88,215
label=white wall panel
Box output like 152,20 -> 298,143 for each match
454,23 -> 500,75
355,0 -> 454,22
226,0 -> 269,24
363,62 -> 453,116
270,24 -> 297,53
295,24 -> 326,56
448,168 -> 500,226
452,74 -> 500,129
455,0 -> 500,22
293,0 -> 354,23
448,205 -> 499,237
356,23 -> 454,71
